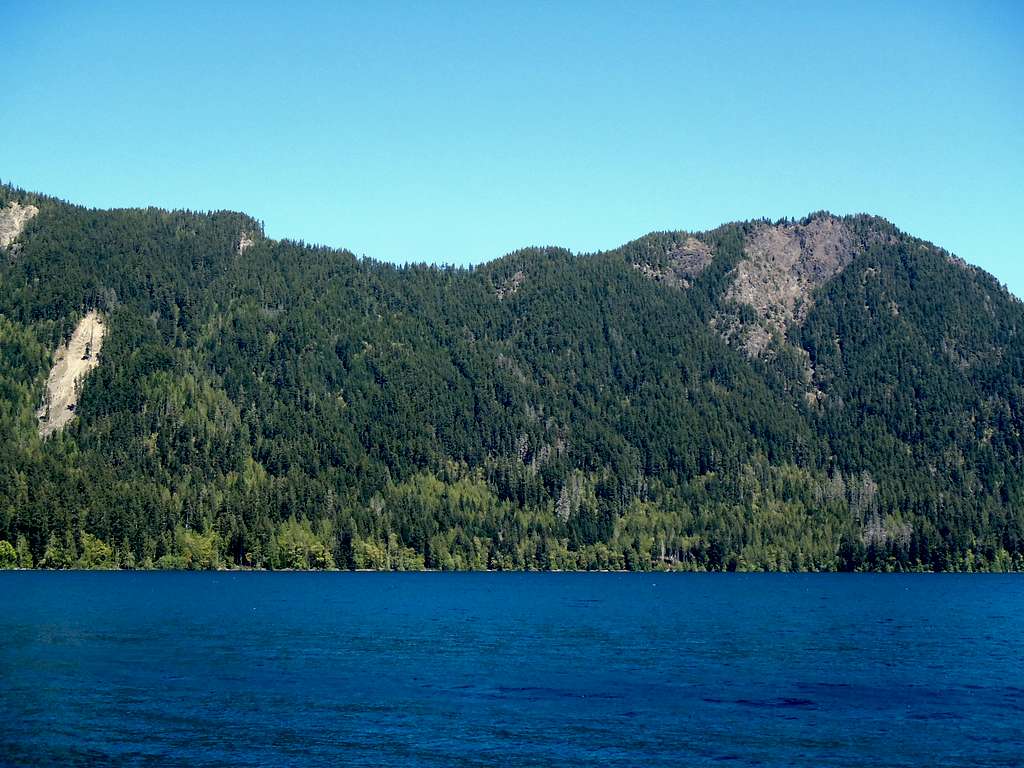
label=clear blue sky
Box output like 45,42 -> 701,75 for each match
4,1 -> 1022,294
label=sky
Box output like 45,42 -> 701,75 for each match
3,1 -> 1022,294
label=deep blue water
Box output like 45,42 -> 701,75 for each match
1,573 -> 1022,767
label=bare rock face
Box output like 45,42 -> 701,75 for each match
627,215 -> 866,367
666,236 -> 715,281
238,231 -> 256,255
0,201 -> 39,248
631,236 -> 713,288
722,216 -> 857,356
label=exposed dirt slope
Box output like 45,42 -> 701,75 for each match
37,311 -> 106,438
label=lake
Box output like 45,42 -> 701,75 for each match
1,573 -> 1022,766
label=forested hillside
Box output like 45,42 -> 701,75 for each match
1,182 -> 1021,571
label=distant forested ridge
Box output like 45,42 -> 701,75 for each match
0,181 -> 1021,572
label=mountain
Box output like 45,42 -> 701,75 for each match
0,182 -> 1021,572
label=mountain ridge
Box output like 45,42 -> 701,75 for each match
7,179 -> 1015,297
0,181 -> 1021,572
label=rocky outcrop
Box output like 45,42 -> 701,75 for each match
626,215 -> 869,364
720,216 -> 858,356
496,270 -> 526,300
238,230 -> 256,255
0,201 -> 38,248
631,236 -> 713,289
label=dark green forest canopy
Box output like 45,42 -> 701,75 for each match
1,182 -> 1022,571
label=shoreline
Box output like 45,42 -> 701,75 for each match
4,566 -> 1020,574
